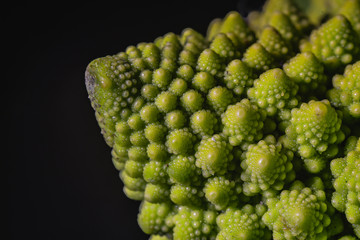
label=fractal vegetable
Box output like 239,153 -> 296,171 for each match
85,0 -> 360,239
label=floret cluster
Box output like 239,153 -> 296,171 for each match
85,0 -> 360,239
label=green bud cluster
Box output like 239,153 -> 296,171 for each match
173,206 -> 218,240
263,187 -> 331,239
284,52 -> 328,98
222,99 -> 266,146
303,15 -> 360,72
285,100 -> 345,173
331,138 -> 360,237
85,1 -> 360,239
248,68 -> 299,125
328,61 -> 360,118
217,204 -> 271,240
241,136 -> 295,196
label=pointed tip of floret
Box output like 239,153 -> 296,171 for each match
309,14 -> 360,71
86,5 -> 360,240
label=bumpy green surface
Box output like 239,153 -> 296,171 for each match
338,236 -> 358,240
190,110 -> 218,137
216,205 -> 271,240
304,15 -> 360,72
328,61 -> 360,118
138,201 -> 174,235
283,51 -> 328,98
258,26 -> 294,60
86,56 -> 139,146
195,134 -> 233,178
222,99 -> 266,146
263,187 -> 331,239
223,59 -> 256,96
331,138 -> 360,237
248,68 -> 299,118
240,136 -> 295,196
248,0 -> 312,35
149,235 -> 171,240
285,100 -> 345,173
268,11 -> 300,48
173,206 -> 217,240
242,42 -> 277,73
203,176 -> 242,210
86,0 -> 360,238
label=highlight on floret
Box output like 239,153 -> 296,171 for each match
195,134 -> 233,178
85,0 -> 360,238
216,204 -> 271,239
172,206 -> 218,240
222,99 -> 266,146
262,186 -> 332,239
283,51 -> 328,98
285,100 -> 345,173
247,68 -> 299,128
240,135 -> 295,196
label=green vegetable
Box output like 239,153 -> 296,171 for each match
262,187 -> 331,239
328,61 -> 360,118
331,139 -> 360,237
302,15 -> 360,72
195,134 -> 233,178
173,206 -> 217,239
283,51 -> 328,98
203,176 -> 242,210
240,136 -> 295,196
222,99 -> 266,147
247,68 -> 299,119
217,204 -> 271,239
85,0 -> 360,238
285,100 -> 345,173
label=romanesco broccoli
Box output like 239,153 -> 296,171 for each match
331,138 -> 360,237
85,0 -> 360,238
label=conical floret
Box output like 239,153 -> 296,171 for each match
285,100 -> 345,173
328,61 -> 360,118
307,15 -> 360,72
262,187 -> 331,239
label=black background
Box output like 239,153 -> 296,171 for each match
6,1 -> 265,239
